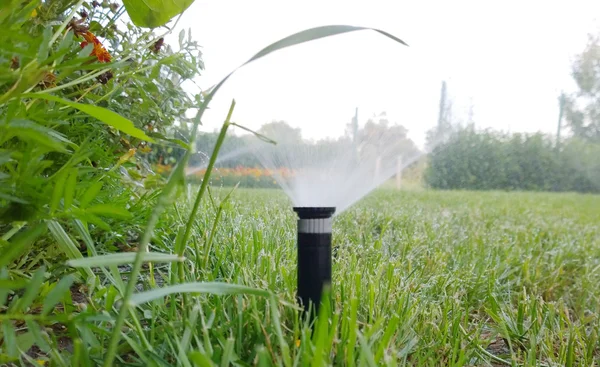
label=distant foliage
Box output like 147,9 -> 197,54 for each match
565,33 -> 600,142
425,128 -> 600,193
188,167 -> 295,188
189,118 -> 420,170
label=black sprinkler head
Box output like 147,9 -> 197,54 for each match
293,206 -> 336,319
293,207 -> 336,219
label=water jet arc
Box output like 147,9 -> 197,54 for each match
293,206 -> 335,317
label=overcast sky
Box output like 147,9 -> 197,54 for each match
166,0 -> 600,148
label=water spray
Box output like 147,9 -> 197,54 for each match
293,206 -> 335,317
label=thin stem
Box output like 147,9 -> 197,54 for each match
203,184 -> 238,269
49,0 -> 86,47
1,222 -> 25,241
181,100 -> 235,252
178,100 -> 235,311
74,83 -> 101,102
31,68 -> 110,95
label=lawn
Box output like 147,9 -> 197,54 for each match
2,187 -> 600,366
220,188 -> 600,366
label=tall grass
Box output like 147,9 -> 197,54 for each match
106,188 -> 600,365
3,179 -> 600,365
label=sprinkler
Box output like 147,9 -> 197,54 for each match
293,206 -> 336,318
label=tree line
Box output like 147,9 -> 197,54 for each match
425,33 -> 600,193
425,129 -> 600,193
186,113 -> 420,169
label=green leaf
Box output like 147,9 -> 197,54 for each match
220,338 -> 235,367
42,275 -> 74,315
0,268 -> 10,307
0,278 -> 29,289
80,181 -> 103,208
0,192 -> 29,204
16,331 -> 35,355
77,43 -> 94,59
122,0 -> 194,28
122,333 -> 151,364
67,252 -> 183,268
58,29 -> 75,51
37,26 -> 52,62
178,29 -> 185,47
0,223 -> 46,268
50,169 -> 68,213
23,94 -> 155,142
47,220 -> 94,279
357,331 -> 377,367
149,132 -> 189,150
15,267 -> 46,312
64,167 -> 78,209
188,352 -> 216,367
375,314 -> 400,362
173,226 -> 186,257
78,211 -> 111,231
0,151 -> 12,165
10,128 -> 66,152
257,346 -> 271,367
105,284 -> 118,311
2,318 -> 18,358
4,120 -> 68,152
0,61 -> 49,105
130,282 -> 271,306
86,204 -> 133,219
26,319 -> 50,352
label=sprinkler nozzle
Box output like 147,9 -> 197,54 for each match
293,206 -> 335,318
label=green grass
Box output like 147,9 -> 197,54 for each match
2,187 -> 600,366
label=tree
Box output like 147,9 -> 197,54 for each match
257,120 -> 302,145
566,34 -> 600,142
358,112 -> 419,159
426,81 -> 456,150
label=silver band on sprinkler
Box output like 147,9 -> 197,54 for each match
297,217 -> 333,234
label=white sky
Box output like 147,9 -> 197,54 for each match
167,0 -> 600,148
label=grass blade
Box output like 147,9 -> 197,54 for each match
26,319 -> 51,353
189,351 -> 215,367
67,252 -> 184,268
0,223 -> 46,268
357,331 -> 377,367
130,282 -> 270,306
63,167 -> 78,209
85,204 -> 133,219
42,275 -> 74,315
79,181 -> 104,208
14,266 -> 45,313
2,319 -> 18,359
47,220 -> 94,280
23,93 -> 154,142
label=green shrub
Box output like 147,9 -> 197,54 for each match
425,127 -> 600,193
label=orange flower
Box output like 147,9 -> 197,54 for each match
80,31 -> 111,63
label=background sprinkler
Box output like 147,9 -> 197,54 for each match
293,206 -> 336,318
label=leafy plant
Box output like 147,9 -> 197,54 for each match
425,127 -> 600,193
